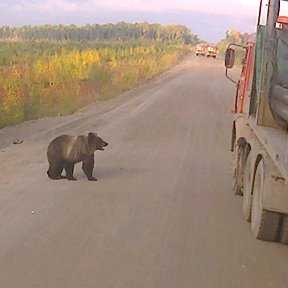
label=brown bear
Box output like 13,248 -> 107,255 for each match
47,132 -> 108,181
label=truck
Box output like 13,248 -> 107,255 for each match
195,44 -> 218,58
205,45 -> 218,58
195,43 -> 207,56
225,0 -> 288,244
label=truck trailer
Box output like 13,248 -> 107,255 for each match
225,0 -> 288,244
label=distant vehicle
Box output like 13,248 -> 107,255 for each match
205,45 -> 218,58
225,0 -> 288,244
195,44 -> 218,58
195,44 -> 208,56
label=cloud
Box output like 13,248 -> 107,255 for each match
10,0 -> 81,13
86,0 -> 259,18
2,0 -> 259,18
0,0 -> 260,41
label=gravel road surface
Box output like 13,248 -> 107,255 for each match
1,55 -> 288,288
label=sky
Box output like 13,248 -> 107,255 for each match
0,0 -> 274,42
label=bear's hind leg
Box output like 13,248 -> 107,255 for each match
47,161 -> 65,180
65,162 -> 77,181
82,154 -> 97,181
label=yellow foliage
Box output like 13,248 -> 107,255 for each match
0,44 -> 189,128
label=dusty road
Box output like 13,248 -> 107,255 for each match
1,55 -> 288,288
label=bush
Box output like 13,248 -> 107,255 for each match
0,42 -> 190,128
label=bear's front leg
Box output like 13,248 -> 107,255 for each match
82,154 -> 98,181
65,162 -> 77,181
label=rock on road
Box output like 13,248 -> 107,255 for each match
0,55 -> 288,288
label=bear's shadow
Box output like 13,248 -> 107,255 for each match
72,166 -> 147,180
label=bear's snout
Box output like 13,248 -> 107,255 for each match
99,141 -> 108,150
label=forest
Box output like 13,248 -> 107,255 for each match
0,23 -> 197,128
0,22 -> 199,44
218,29 -> 250,65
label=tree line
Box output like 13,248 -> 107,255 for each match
217,29 -> 251,54
0,22 -> 200,44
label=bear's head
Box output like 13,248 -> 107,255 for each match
88,132 -> 108,151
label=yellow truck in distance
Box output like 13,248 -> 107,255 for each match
195,43 -> 207,56
205,45 -> 218,58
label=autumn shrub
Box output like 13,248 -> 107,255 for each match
0,43 -> 189,128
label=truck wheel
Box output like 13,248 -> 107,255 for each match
279,215 -> 288,244
242,148 -> 252,221
251,160 -> 280,242
233,140 -> 247,195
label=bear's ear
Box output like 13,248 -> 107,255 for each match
88,132 -> 97,137
88,132 -> 96,146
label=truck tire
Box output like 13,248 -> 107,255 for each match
251,160 -> 280,242
242,149 -> 252,221
279,215 -> 288,245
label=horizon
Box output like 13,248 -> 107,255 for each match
0,0 -> 273,42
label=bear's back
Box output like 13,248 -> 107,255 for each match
47,134 -> 92,163
47,135 -> 76,161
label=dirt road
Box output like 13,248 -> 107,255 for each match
1,55 -> 288,288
